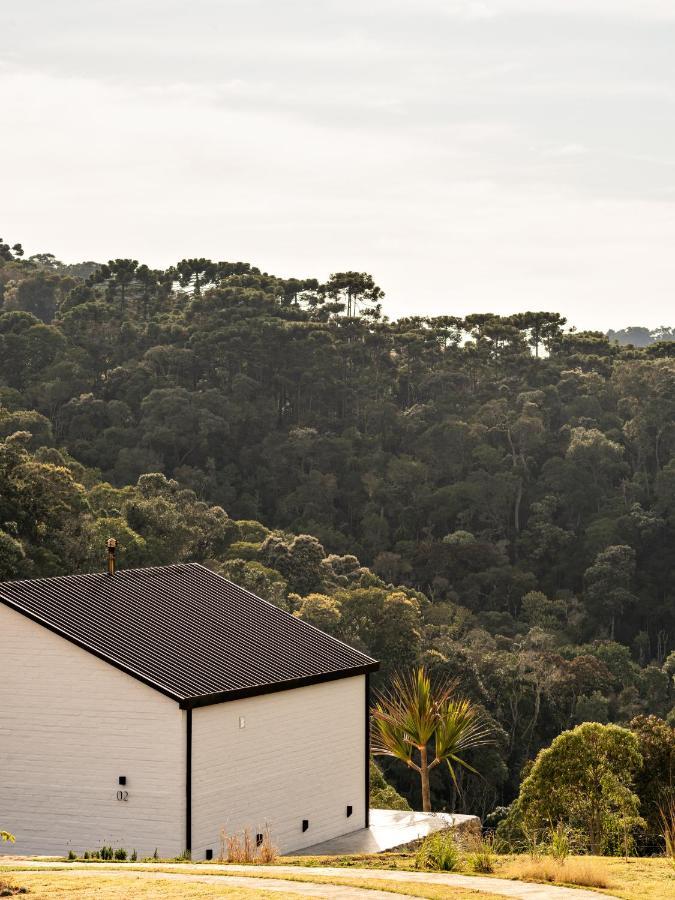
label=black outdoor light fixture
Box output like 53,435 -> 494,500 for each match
256,833 -> 263,847
302,819 -> 309,832
346,805 -> 353,817
205,849 -> 213,860
118,776 -> 127,786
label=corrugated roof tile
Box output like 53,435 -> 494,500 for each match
0,563 -> 378,706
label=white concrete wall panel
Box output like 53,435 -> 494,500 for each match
0,603 -> 185,858
191,675 -> 366,856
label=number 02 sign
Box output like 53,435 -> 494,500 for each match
116,790 -> 129,801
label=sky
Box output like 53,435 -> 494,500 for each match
2,1 -> 675,331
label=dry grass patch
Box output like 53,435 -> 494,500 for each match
0,874 -> 27,896
1,870 -> 506,900
284,853 -> 416,870
500,855 -> 614,889
5,872 -> 298,899
592,856 -> 675,900
208,873 -> 506,900
496,854 -> 675,900
309,877 -> 504,899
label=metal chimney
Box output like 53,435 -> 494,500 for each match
106,537 -> 118,576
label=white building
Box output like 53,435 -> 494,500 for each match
0,562 -> 378,858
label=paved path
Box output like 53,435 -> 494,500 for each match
1,860 -> 620,900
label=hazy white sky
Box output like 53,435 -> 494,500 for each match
2,1 -> 675,330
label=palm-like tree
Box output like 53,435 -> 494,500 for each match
371,667 -> 491,812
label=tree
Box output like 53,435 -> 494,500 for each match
371,667 -> 490,812
90,259 -> 139,312
0,237 -> 23,261
171,258 -> 217,296
323,271 -> 384,317
503,722 -> 643,854
3,272 -> 62,322
584,545 -> 637,639
510,311 -> 566,357
629,715 -> 675,838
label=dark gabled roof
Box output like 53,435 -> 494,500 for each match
0,563 -> 378,707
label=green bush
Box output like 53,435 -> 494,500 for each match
369,761 -> 411,811
466,834 -> 496,873
415,831 -> 461,871
499,723 -> 644,855
548,822 -> 573,862
114,848 -> 127,861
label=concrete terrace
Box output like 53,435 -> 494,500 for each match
291,809 -> 480,856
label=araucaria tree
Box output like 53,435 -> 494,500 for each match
371,667 -> 490,812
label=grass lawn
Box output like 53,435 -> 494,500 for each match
497,855 -> 675,900
0,872 -> 302,899
0,869 -> 504,900
199,853 -> 675,899
1,854 -> 672,900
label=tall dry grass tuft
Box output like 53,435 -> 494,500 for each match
659,796 -> 675,865
504,856 -> 615,889
219,824 -> 278,864
258,824 -> 278,864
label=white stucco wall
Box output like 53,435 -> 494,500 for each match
191,675 -> 366,857
0,603 -> 185,858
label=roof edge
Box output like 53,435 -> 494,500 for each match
180,661 -> 380,709
0,595 -> 185,704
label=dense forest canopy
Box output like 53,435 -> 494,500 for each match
1,238 -> 674,821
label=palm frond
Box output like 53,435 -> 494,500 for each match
370,666 -> 493,801
433,697 -> 492,765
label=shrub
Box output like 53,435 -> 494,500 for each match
465,834 -> 495,873
548,822 -> 573,862
219,825 -> 277,863
370,761 -> 411,811
415,831 -> 461,871
502,722 -> 644,855
114,848 -> 127,861
131,849 -> 138,862
483,806 -> 509,831
67,850 -> 77,861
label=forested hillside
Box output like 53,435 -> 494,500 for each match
607,326 -> 675,348
1,238 -> 674,816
